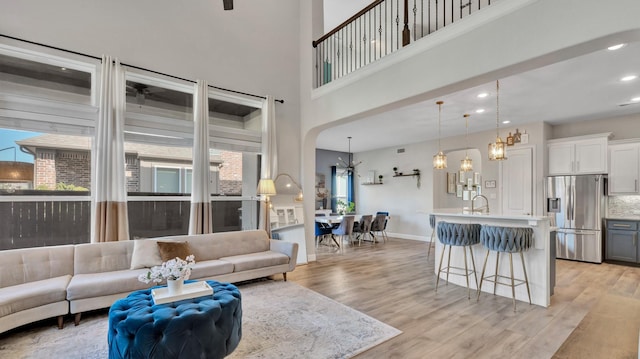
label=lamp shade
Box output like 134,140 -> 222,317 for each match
256,179 -> 276,196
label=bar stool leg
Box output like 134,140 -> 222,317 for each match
493,251 -> 500,295
445,245 -> 452,285
427,231 -> 434,259
477,250 -> 490,302
463,246 -> 470,298
468,246 -> 478,289
509,253 -> 516,311
435,243 -> 447,292
520,251 -> 532,305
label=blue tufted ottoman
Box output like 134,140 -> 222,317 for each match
108,280 -> 242,359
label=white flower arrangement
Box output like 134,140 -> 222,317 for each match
138,255 -> 196,284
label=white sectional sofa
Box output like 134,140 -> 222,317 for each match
0,245 -> 75,333
0,229 -> 298,332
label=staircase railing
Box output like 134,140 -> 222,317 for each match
313,0 -> 494,87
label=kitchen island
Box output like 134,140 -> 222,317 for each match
432,209 -> 552,307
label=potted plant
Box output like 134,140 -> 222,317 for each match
138,255 -> 196,294
378,174 -> 383,184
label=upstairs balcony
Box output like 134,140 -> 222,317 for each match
313,0 -> 495,87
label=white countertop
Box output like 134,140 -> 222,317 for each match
432,208 -> 550,222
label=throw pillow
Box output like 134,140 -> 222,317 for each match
130,239 -> 163,269
157,241 -> 193,262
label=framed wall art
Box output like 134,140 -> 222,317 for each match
447,172 -> 456,194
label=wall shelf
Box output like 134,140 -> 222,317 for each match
392,174 -> 418,178
392,171 -> 421,188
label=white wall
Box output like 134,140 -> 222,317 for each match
323,0 -> 371,32
0,0 -> 303,179
552,113 -> 640,141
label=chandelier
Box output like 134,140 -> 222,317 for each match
488,80 -> 507,161
433,101 -> 447,169
460,114 -> 473,172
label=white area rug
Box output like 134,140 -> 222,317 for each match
0,280 -> 401,359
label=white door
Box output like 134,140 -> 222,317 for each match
501,147 -> 533,215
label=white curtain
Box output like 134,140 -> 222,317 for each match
259,95 -> 278,233
92,55 -> 129,242
189,80 -> 213,234
261,95 -> 278,179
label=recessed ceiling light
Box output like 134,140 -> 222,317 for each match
632,97 -> 640,102
475,109 -> 485,113
621,75 -> 637,82
61,67 -> 67,71
502,120 -> 511,124
477,92 -> 488,98
607,44 -> 625,51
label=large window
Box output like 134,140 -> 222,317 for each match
0,39 -> 267,249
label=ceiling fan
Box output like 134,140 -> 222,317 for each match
125,82 -> 165,105
336,136 -> 362,176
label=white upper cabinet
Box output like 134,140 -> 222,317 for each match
548,134 -> 610,175
609,141 -> 640,195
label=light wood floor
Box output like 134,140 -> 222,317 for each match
288,237 -> 640,359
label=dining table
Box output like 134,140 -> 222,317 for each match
315,214 -> 386,244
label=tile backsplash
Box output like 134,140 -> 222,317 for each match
608,196 -> 640,216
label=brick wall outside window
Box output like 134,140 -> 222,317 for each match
219,151 -> 242,195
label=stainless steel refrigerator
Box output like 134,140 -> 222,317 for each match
545,175 -> 606,263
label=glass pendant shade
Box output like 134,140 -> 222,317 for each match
433,151 -> 447,169
433,100 -> 447,169
460,156 -> 473,172
488,136 -> 507,161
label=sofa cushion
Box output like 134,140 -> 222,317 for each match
0,275 -> 70,317
0,245 -> 74,288
130,240 -> 163,269
67,269 -> 151,300
157,241 -> 193,262
219,251 -> 289,272
74,241 -> 135,274
189,260 -> 235,279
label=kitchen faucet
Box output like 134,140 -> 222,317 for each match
471,194 -> 489,213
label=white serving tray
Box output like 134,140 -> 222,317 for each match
151,281 -> 213,305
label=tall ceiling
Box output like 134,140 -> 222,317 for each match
316,40 -> 640,153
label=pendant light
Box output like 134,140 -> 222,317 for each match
433,100 -> 447,169
460,114 -> 473,172
488,80 -> 507,161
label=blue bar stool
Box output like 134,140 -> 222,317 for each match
477,225 -> 533,311
435,222 -> 481,299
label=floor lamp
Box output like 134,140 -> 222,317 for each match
257,178 -> 276,236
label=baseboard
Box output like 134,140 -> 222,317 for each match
386,233 -> 430,242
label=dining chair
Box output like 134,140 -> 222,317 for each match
376,211 -> 390,241
315,221 -> 333,248
353,215 -> 373,245
371,213 -> 387,243
331,215 -> 355,251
